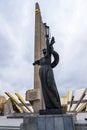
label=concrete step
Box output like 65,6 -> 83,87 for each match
0,126 -> 20,130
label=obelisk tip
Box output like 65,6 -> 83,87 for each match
35,2 -> 40,14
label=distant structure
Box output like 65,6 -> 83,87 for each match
26,3 -> 45,112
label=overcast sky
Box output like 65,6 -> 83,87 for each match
0,0 -> 87,98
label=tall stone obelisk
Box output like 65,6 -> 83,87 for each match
34,3 -> 45,88
26,3 -> 45,112
33,2 -> 45,111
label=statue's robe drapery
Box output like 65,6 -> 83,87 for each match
38,50 -> 61,110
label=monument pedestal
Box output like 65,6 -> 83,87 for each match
20,114 -> 75,130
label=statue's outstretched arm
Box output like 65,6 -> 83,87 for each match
33,60 -> 40,65
51,51 -> 59,68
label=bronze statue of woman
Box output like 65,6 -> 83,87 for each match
33,44 -> 62,113
33,23 -> 62,114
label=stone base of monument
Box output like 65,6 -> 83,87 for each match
20,114 -> 75,130
39,109 -> 62,115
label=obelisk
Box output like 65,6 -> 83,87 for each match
33,2 -> 45,111
26,3 -> 45,112
34,3 -> 46,87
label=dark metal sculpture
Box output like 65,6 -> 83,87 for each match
33,23 -> 62,114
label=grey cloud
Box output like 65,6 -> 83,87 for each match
0,0 -> 87,97
0,35 -> 14,67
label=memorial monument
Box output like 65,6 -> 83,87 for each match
21,3 -> 75,130
26,2 -> 62,114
